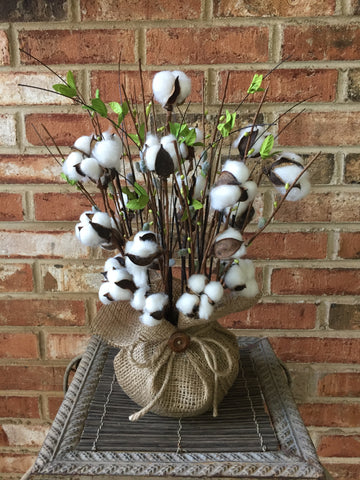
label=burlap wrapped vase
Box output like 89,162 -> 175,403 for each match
90,292 -> 259,421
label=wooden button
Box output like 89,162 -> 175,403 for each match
168,332 -> 190,353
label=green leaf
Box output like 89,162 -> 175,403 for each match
66,71 -> 76,90
146,101 -> 152,117
53,83 -> 77,98
217,110 -> 236,138
247,73 -> 264,94
138,123 -> 145,145
259,134 -> 274,159
128,133 -> 140,147
184,128 -> 197,146
126,194 -> 149,211
121,186 -> 137,201
133,182 -> 147,197
191,199 -> 203,210
91,98 -> 107,118
95,88 -> 100,99
109,101 -> 123,114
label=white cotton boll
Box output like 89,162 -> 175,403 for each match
106,267 -> 132,284
125,257 -> 148,288
223,160 -> 249,184
198,294 -> 214,320
152,71 -> 176,107
131,287 -> 148,311
239,279 -> 259,298
176,292 -> 199,316
232,125 -> 267,157
240,259 -> 256,279
79,210 -> 93,224
172,71 -> 191,104
62,151 -> 85,181
275,176 -> 311,201
191,127 -> 203,144
104,256 -> 124,272
188,274 -> 207,294
274,164 -> 304,185
179,142 -> 188,159
92,134 -> 123,170
144,133 -> 159,148
144,144 -> 160,171
108,282 -> 133,301
224,264 -> 247,290
140,312 -> 162,327
75,223 -> 82,240
193,174 -> 207,200
78,223 -> 103,247
161,134 -> 179,169
215,227 -> 246,259
243,181 -> 258,202
144,293 -> 168,315
92,211 -> 112,228
73,135 -> 92,155
99,282 -> 114,305
210,184 -> 242,211
80,157 -> 103,182
204,281 -> 224,304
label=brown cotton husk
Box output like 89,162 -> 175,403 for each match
213,237 -> 244,259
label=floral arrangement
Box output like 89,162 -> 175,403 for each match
25,56 -> 318,419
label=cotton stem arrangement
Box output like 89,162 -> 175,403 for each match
30,62 -> 318,328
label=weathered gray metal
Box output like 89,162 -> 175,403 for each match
29,335 -> 325,479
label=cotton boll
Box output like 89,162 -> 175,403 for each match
204,281 -> 224,304
179,142 -> 188,159
193,174 -> 207,200
172,71 -> 191,104
106,267 -> 132,284
198,294 -> 214,320
62,151 -> 85,181
92,211 -> 112,229
210,184 -> 242,211
275,176 -> 311,201
176,292 -> 199,316
243,181 -> 258,202
92,133 -> 123,170
80,157 -> 103,182
125,257 -> 148,288
239,279 -> 259,298
131,287 -> 148,311
188,274 -> 207,294
144,293 -> 168,315
191,127 -> 204,144
144,144 -> 160,171
152,71 -> 176,107
79,210 -> 93,225
78,223 -> 103,247
222,160 -> 249,184
144,133 -> 160,148
214,227 -> 246,259
104,256 -> 124,272
73,135 -> 92,155
273,164 -> 304,185
241,259 -> 256,279
75,223 -> 82,240
161,134 -> 179,169
232,125 -> 268,158
99,282 -> 114,305
140,312 -> 162,327
224,264 -> 247,290
108,282 -> 133,301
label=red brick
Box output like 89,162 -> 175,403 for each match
91,69 -> 204,104
318,435 -> 360,457
0,396 -> 39,418
323,463 -> 360,480
0,154 -> 60,184
271,268 -> 360,296
279,112 -> 360,147
46,333 -> 90,359
298,403 -> 360,428
220,302 -> 316,329
329,304 -> 360,330
0,264 -> 33,292
81,0 -> 201,20
34,192 -> 103,221
338,233 -> 360,259
344,153 -> 360,183
0,453 -> 36,474
47,396 -> 63,419
0,193 -> 23,221
25,113 -> 99,147
246,232 -> 327,260
19,29 -> 135,65
146,27 -> 269,65
270,337 -> 360,364
0,299 -> 85,326
41,263 -> 102,293
0,423 -> 48,447
0,30 -> 10,65
283,25 -> 360,61
0,230 -> 89,258
0,333 -> 39,359
218,69 -> 337,103
214,0 -> 335,17
318,373 -> 360,397
0,366 -> 64,391
275,193 -> 360,223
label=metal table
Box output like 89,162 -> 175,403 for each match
28,335 -> 326,479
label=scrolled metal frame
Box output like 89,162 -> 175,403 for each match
29,335 -> 325,479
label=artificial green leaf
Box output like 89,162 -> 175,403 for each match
66,71 -> 76,90
128,133 -> 140,147
247,73 -> 264,94
121,186 -> 137,201
138,123 -> 145,145
259,134 -> 274,159
109,101 -> 123,114
60,172 -> 77,185
126,194 -> 149,211
133,182 -> 147,197
191,199 -> 203,210
184,128 -> 197,146
217,110 -> 236,138
53,83 -> 77,98
95,89 -> 100,99
91,98 -> 107,117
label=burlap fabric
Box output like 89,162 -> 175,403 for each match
90,291 -> 260,421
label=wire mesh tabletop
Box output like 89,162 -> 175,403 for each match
29,335 -> 326,479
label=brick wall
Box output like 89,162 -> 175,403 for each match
0,1 -> 359,478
